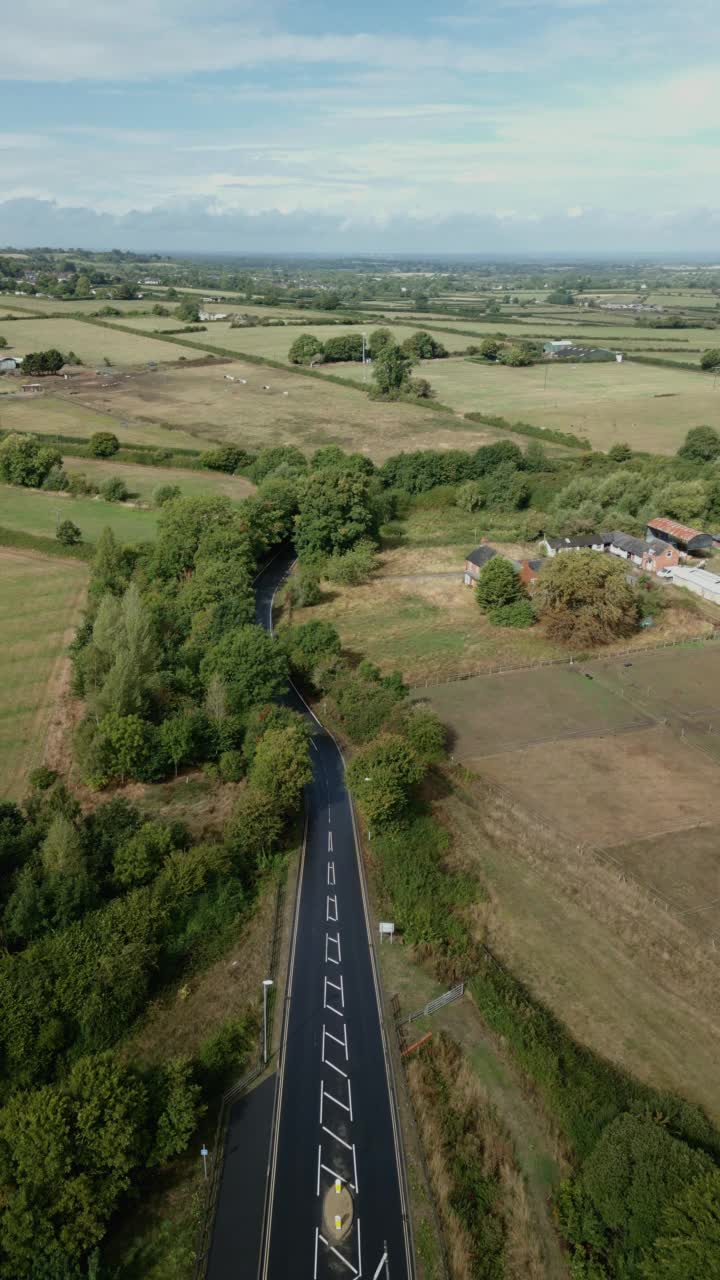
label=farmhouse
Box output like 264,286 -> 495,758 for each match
646,517 -> 712,556
670,566 -> 720,606
464,545 -> 496,585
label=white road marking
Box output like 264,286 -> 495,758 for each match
326,894 -> 338,922
357,1218 -> 362,1278
324,1056 -> 348,1080
320,1079 -> 325,1124
324,1088 -> 351,1115
326,975 -> 343,1002
316,1145 -> 321,1196
328,830 -> 334,853
320,1162 -> 356,1192
328,1242 -> 357,1274
353,1144 -> 359,1194
327,860 -> 335,886
311,739 -> 318,752
325,931 -> 342,964
372,1252 -> 388,1279
322,1125 -> 352,1151
324,976 -> 344,1017
325,1023 -> 349,1060
348,1078 -> 354,1122
314,1228 -> 319,1279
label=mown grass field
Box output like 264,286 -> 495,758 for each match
113,317 -> 442,360
421,356 -> 720,453
71,360 -> 508,461
0,548 -> 87,800
0,483 -> 159,542
0,392 -> 205,452
0,316 -> 208,366
5,297 -> 181,316
62,456 -> 255,503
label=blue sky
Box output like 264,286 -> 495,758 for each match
0,0 -> 718,252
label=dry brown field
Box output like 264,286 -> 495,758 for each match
67,360 -> 508,461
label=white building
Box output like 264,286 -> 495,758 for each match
670,566 -> 720,606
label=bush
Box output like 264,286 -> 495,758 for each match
152,483 -> 181,507
700,347 -> 720,371
200,444 -> 253,474
0,433 -> 62,487
285,566 -> 322,607
100,476 -> 129,503
489,598 -> 535,627
323,539 -> 377,585
288,333 -> 325,365
87,432 -> 119,458
56,519 -> 82,546
42,464 -> 69,492
67,472 -> 95,497
218,750 -> 245,782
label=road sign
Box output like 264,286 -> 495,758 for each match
379,922 -> 395,944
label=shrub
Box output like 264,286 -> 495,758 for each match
0,433 -> 62,487
152,483 -> 181,508
87,432 -> 119,458
100,476 -> 129,503
218,749 -> 245,782
288,333 -> 325,365
489,598 -> 535,628
42,464 -> 69,491
67,472 -> 96,497
323,539 -> 378,585
56,519 -> 82,546
200,444 -> 253,474
700,347 -> 720,370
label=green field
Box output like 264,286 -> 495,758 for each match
0,317 -> 208,366
0,393 -> 206,452
0,548 -> 87,799
0,484 -> 159,542
4,297 -> 180,316
419,357 -> 720,453
62,456 -> 255,503
112,317 -> 439,361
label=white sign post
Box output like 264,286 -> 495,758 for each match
379,922 -> 395,945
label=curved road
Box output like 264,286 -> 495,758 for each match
255,548 -> 413,1280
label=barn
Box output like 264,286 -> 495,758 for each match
646,517 -> 712,556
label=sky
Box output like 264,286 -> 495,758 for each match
0,0 -> 718,254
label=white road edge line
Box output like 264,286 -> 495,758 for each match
353,1143 -> 359,1194
313,1227 -> 319,1279
316,1144 -> 321,1196
319,1078 -> 325,1124
357,1217 -> 362,1278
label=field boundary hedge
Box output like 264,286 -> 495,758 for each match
464,410 -> 590,450
0,524 -> 93,561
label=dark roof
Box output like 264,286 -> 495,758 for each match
545,533 -> 610,550
466,545 -> 497,569
526,559 -> 543,571
610,531 -> 647,558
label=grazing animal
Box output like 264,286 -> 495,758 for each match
282,391 -> 289,396
262,384 -> 270,391
223,374 -> 235,381
239,378 -> 247,384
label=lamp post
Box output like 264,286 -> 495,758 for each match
262,979 -> 273,1065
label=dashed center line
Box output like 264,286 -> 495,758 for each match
327,860 -> 336,886
328,830 -> 334,853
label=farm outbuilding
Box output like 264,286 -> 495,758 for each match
0,356 -> 21,372
542,533 -> 611,557
646,517 -> 712,556
464,545 -> 496,585
670,566 -> 720,606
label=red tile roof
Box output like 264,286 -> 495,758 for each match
647,516 -> 705,542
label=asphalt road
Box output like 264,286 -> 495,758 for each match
255,548 -> 412,1280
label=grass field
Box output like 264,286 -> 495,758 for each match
62,456 -> 255,503
0,392 -> 205,451
0,483 -> 159,542
5,297 -> 182,316
0,317 -> 208,366
420,357 -> 720,453
70,360 -> 509,461
0,548 -> 87,800
113,317 -> 447,360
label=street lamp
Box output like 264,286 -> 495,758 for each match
262,979 -> 273,1065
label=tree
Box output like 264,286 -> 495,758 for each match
56,520 -> 81,546
200,625 -> 289,716
225,787 -> 285,868
153,495 -> 242,579
288,333 -> 324,365
74,274 -> 91,297
322,334 -> 364,363
176,297 -> 200,322
147,1058 -> 204,1166
295,465 -> 379,558
656,479 -> 708,524
475,557 -> 523,611
113,821 -> 175,886
0,433 -> 62,487
479,337 -> 501,361
159,712 -> 197,778
98,713 -> 156,784
0,335 -> 8,349
641,1171 -> 720,1279
401,331 -> 448,359
700,348 -> 720,370
677,425 -> 720,463
498,345 -> 534,367
346,734 -> 425,829
368,327 -> 393,359
87,432 -> 119,458
399,706 -> 446,763
89,527 -> 128,600
547,288 -> 574,304
371,343 -> 414,398
20,349 -> 65,376
456,481 -> 485,513
535,550 -> 639,647
279,620 -> 341,680
250,725 -> 312,813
